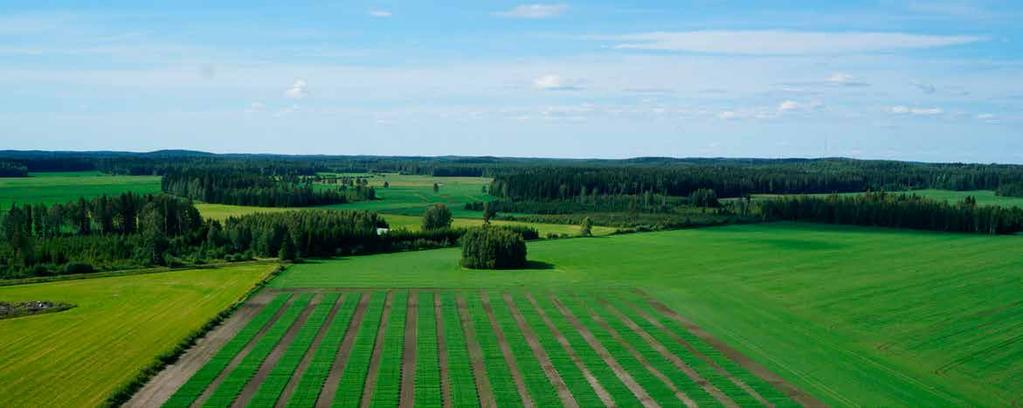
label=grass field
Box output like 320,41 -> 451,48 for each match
160,288 -> 796,408
317,173 -> 492,218
270,223 -> 1023,406
0,263 -> 275,408
0,171 -> 161,208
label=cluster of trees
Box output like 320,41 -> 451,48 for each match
0,161 -> 28,177
760,192 -> 1023,234
465,193 -> 689,215
688,188 -> 720,207
460,226 -> 528,269
996,182 -> 1023,197
161,169 -> 374,207
422,204 -> 453,230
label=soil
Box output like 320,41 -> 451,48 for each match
358,290 -> 394,408
502,293 -> 579,408
434,293 -> 453,408
479,291 -> 535,408
275,293 -> 348,408
456,294 -> 498,408
399,291 -> 418,408
316,292 -> 372,408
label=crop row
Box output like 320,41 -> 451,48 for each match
487,293 -> 563,406
463,292 -> 523,406
369,291 -> 407,407
285,293 -> 360,408
414,292 -> 442,407
163,294 -> 291,408
331,292 -> 385,407
439,292 -> 480,408
246,293 -> 340,407
203,293 -> 314,407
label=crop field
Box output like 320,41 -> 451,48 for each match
0,263 -> 276,408
270,223 -> 1023,406
0,171 -> 162,208
317,173 -> 492,218
153,288 -> 803,408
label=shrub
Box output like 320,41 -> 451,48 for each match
460,227 -> 527,269
61,262 -> 94,275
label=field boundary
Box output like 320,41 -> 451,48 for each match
1,260 -> 278,288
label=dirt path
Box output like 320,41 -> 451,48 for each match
524,293 -> 616,408
585,304 -> 697,408
644,297 -> 826,408
600,301 -> 738,408
359,291 -> 394,408
275,293 -> 347,408
399,292 -> 419,408
124,292 -> 277,408
434,293 -> 453,408
316,293 -> 371,408
232,294 -> 322,408
630,304 -> 774,407
502,293 -> 579,408
548,295 -> 657,408
193,294 -> 297,408
480,292 -> 536,408
456,294 -> 498,408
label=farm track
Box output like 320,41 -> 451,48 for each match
600,300 -> 739,408
549,295 -> 656,408
643,296 -> 825,408
316,293 -> 371,408
456,294 -> 498,408
275,294 -> 347,408
503,293 -> 579,408
126,292 -> 277,408
480,292 -> 536,408
399,292 -> 418,408
524,293 -> 616,407
193,295 -> 297,408
231,294 -> 321,408
433,294 -> 453,408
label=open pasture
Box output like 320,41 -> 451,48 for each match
0,263 -> 276,408
271,223 -> 1023,406
0,171 -> 161,208
152,288 -> 803,408
317,173 -> 492,218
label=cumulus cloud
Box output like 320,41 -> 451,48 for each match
368,10 -> 392,17
495,4 -> 568,19
532,74 -> 580,91
606,31 -> 983,55
888,105 -> 943,115
284,79 -> 309,99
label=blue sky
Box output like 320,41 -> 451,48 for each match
2,1 -> 1022,162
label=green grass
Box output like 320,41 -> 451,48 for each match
331,292 -> 385,408
369,291 -> 408,407
413,292 -> 442,407
273,222 -> 1023,406
318,173 -> 492,218
286,294 -> 361,408
0,264 -> 275,408
247,293 -> 339,408
439,292 -> 480,408
0,171 -> 161,208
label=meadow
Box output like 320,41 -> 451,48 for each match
317,173 -> 492,218
0,263 -> 276,408
0,171 -> 161,208
272,223 -> 1023,407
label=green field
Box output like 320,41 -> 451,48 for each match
0,263 -> 275,408
272,223 -> 1023,406
750,189 -> 1023,209
317,173 -> 492,218
0,171 -> 162,208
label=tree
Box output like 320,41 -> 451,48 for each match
279,233 -> 297,261
689,188 -> 720,208
383,181 -> 390,188
460,227 -> 527,269
433,182 -> 440,193
422,204 -> 453,230
580,216 -> 592,237
482,201 -> 496,225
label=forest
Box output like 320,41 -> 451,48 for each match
161,169 -> 374,207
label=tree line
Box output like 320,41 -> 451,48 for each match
0,161 -> 28,177
161,169 -> 374,207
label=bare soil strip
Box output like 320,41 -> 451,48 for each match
399,291 -> 419,408
600,301 -> 738,408
232,294 -> 322,408
643,297 -> 825,408
125,292 -> 278,408
316,292 -> 372,408
502,293 -> 579,408
275,293 -> 347,408
548,295 -> 657,408
434,293 -> 453,408
193,294 -> 297,408
586,302 -> 697,408
524,293 -> 616,407
358,291 -> 394,408
630,304 -> 774,407
480,292 -> 536,408
456,294 -> 498,408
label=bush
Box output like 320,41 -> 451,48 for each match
422,204 -> 453,230
460,227 -> 527,269
61,262 -> 95,275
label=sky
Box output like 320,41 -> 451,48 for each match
2,1 -> 1022,163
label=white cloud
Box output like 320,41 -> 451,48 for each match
888,105 -> 943,115
284,79 -> 308,99
532,74 -> 580,91
976,113 -> 999,123
607,31 -> 983,55
368,10 -> 392,18
778,100 -> 801,112
495,4 -> 568,19
717,111 -> 738,120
